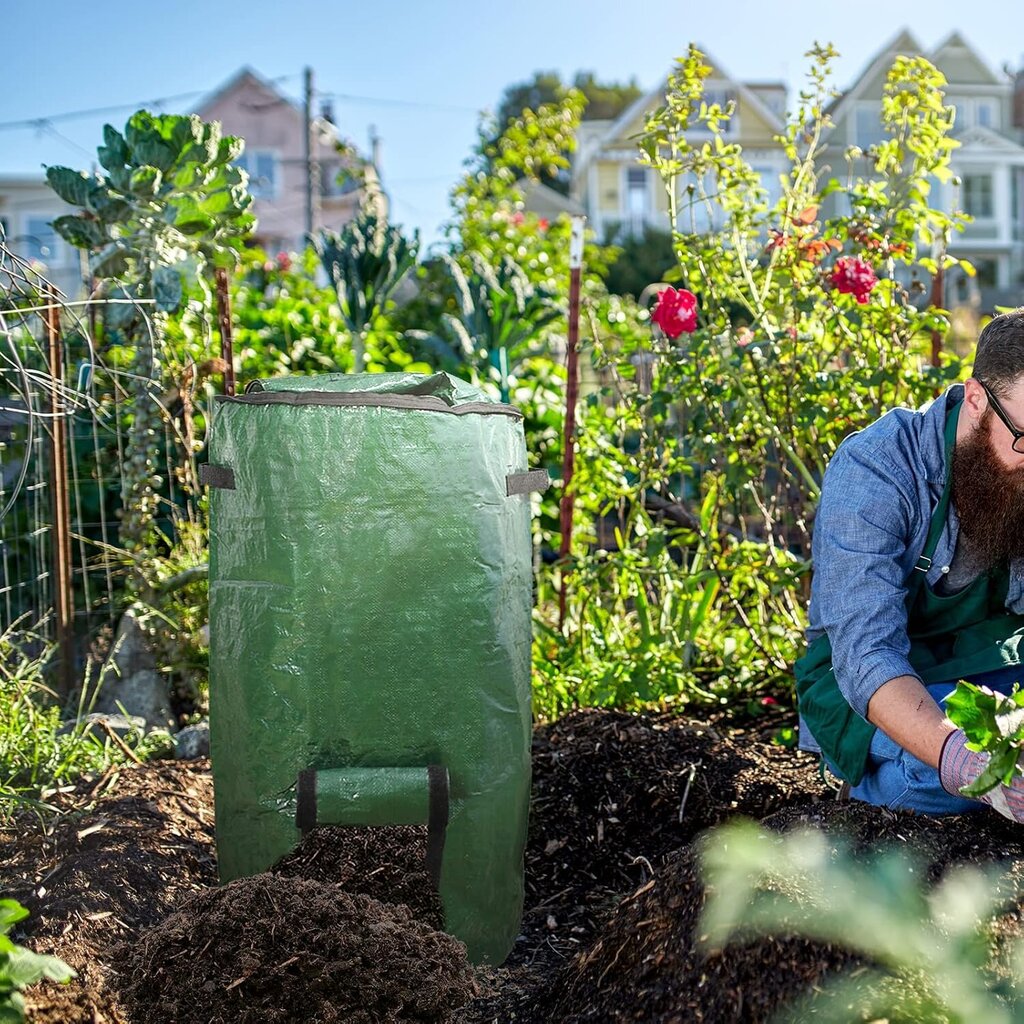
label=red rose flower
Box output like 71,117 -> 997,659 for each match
276,251 -> 292,272
829,256 -> 878,305
650,286 -> 698,338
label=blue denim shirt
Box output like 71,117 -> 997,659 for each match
799,383 -> 1024,750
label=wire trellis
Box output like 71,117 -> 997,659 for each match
0,227 -> 181,674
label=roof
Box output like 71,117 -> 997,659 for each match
575,44 -> 788,178
517,178 -> 586,218
195,67 -> 304,118
826,28 -> 1010,125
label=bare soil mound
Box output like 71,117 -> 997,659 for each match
273,824 -> 442,928
537,801 -> 1024,1024
462,710 -> 829,1021
116,873 -> 475,1024
11,709 -> 1020,1024
1,759 -> 216,1023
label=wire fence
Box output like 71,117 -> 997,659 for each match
0,231 -> 167,684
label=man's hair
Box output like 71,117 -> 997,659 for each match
974,307 -> 1024,396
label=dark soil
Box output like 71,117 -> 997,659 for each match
118,873 -> 475,1024
274,824 -> 443,929
0,759 -> 216,1023
4,707 -> 1023,1023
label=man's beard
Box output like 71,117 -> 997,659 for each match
951,407 -> 1024,569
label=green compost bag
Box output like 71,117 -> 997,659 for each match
204,371 -> 545,965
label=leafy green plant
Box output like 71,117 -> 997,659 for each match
47,110 -> 254,555
313,207 -> 420,373
408,252 -> 561,402
700,820 -> 1024,1023
0,899 -> 75,1023
0,619 -> 170,820
540,43 -> 970,717
945,681 -> 1024,797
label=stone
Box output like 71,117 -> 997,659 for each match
175,720 -> 210,760
94,606 -> 176,731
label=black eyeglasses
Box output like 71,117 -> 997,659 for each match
980,381 -> 1024,454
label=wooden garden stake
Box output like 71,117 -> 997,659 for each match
559,216 -> 586,631
214,267 -> 236,396
45,285 -> 75,697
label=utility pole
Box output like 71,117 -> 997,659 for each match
303,66 -> 314,241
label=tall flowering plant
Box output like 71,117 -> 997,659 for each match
557,45 -> 971,703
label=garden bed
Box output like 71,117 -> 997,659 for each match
5,708 -> 1024,1023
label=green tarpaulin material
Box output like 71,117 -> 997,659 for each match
205,372 -> 542,965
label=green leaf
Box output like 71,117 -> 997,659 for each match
0,947 -> 74,989
0,993 -> 25,1024
97,124 -> 129,171
45,167 -> 94,207
170,197 -> 219,236
0,903 -> 27,937
152,266 -> 183,312
216,136 -> 245,165
90,243 -> 129,279
945,682 -> 1000,749
133,140 -> 175,175
51,215 -> 106,250
129,166 -> 163,196
88,189 -> 132,225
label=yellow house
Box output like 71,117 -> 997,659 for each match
822,29 -> 1024,306
569,48 -> 789,244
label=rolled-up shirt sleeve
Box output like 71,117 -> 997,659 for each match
810,440 -> 923,720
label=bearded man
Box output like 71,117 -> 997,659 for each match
796,308 -> 1024,819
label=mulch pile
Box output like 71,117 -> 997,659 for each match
4,707 -> 1024,1023
273,824 -> 442,929
118,873 -> 475,1024
0,759 -> 216,1024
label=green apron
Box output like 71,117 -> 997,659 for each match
795,400 -> 1024,784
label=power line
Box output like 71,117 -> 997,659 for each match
0,75 -> 298,132
320,91 -> 480,114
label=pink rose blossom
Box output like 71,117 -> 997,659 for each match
830,256 -> 878,305
650,287 -> 698,338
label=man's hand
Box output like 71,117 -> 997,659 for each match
939,729 -> 1024,822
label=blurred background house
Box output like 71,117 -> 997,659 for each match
568,29 -> 1024,315
0,66 -> 382,294
195,67 -> 384,256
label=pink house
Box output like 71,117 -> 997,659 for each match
195,68 -> 384,254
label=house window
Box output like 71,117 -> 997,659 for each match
625,167 -> 649,237
237,150 -> 279,199
963,174 -> 994,218
854,105 -> 886,148
23,215 -> 60,264
975,101 -> 997,129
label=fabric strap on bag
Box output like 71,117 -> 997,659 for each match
199,464 -> 235,490
506,470 -> 549,496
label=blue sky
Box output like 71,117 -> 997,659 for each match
2,0 -> 1022,247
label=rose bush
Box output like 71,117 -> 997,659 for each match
543,43 -> 972,716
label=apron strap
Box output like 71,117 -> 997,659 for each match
909,400 -> 961,596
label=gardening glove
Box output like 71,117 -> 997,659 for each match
939,729 -> 1024,822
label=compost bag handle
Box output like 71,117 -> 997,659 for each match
506,470 -> 549,496
295,765 -> 450,889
